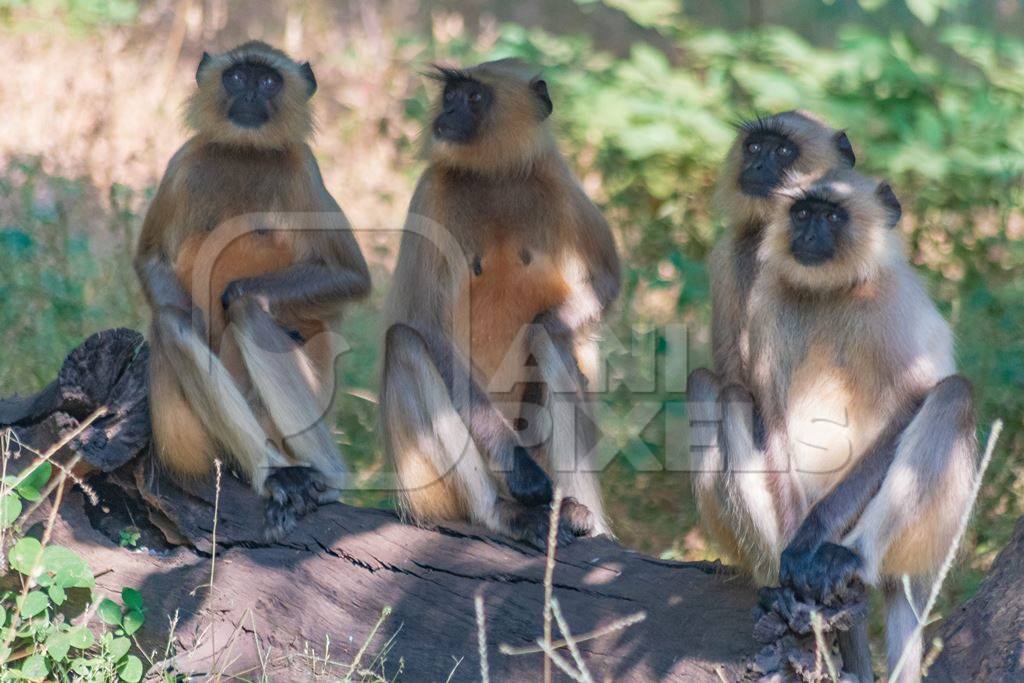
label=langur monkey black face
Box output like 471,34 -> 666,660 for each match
735,115 -> 856,198
196,49 -> 317,131
433,73 -> 494,143
430,65 -> 553,146
787,197 -> 849,265
762,169 -> 904,292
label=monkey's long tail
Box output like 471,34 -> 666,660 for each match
228,300 -> 347,493
157,309 -> 288,492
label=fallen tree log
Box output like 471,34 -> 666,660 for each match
930,514 -> 1024,682
40,459 -> 763,681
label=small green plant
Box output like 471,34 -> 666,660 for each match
0,453 -> 146,681
117,528 -> 141,550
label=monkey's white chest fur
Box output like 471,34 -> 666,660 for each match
783,348 -> 886,505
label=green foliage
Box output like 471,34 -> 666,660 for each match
0,157 -> 146,390
0,466 -> 146,681
0,0 -> 138,28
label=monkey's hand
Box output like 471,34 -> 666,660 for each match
506,446 -> 553,507
780,541 -> 863,605
221,279 -> 249,311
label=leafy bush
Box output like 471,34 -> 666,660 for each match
0,459 -> 146,681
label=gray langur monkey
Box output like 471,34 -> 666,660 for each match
690,168 -> 978,682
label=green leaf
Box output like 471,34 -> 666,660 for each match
43,546 -> 94,588
118,654 -> 143,682
0,494 -> 22,528
9,537 -> 43,575
97,598 -> 122,626
48,584 -> 66,606
107,635 -> 130,661
906,0 -> 941,25
19,590 -> 49,618
20,653 -> 48,680
0,605 -> 6,627
46,631 -> 71,662
16,462 -> 51,501
121,587 -> 143,612
122,609 -> 144,636
67,625 -> 94,649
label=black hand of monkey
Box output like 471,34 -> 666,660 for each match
221,279 -> 249,311
780,541 -> 862,604
506,446 -> 553,507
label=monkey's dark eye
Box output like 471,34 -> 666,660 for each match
230,71 -> 245,86
795,208 -> 810,221
258,74 -> 280,94
777,144 -> 794,158
827,211 -> 841,223
469,91 -> 482,103
747,142 -> 761,154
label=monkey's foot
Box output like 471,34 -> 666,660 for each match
497,498 -> 590,550
559,497 -> 594,537
780,542 -> 863,605
263,467 -> 335,542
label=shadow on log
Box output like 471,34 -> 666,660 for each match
929,514 -> 1024,681
41,458 -> 766,681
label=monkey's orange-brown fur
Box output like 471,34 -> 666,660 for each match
136,42 -> 368,502
464,239 -> 570,383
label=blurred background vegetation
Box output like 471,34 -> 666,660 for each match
0,0 -> 1021,649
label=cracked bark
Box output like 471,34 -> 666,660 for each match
22,455 -> 762,682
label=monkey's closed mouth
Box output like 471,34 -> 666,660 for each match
434,124 -> 473,143
230,113 -> 269,129
739,181 -> 777,198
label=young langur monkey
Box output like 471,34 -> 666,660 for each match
709,111 -> 856,386
690,169 -> 978,682
382,59 -> 620,547
135,42 -> 370,539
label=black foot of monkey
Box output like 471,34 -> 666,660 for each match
498,497 -> 593,550
263,466 -> 336,541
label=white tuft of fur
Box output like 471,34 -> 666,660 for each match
229,300 -> 347,491
160,309 -> 287,492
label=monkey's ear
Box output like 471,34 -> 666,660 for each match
876,181 -> 901,228
835,131 -> 856,167
531,79 -> 553,119
196,52 -> 212,85
299,62 -> 317,98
